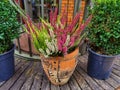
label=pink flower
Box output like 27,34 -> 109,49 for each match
69,37 -> 75,47
62,46 -> 68,55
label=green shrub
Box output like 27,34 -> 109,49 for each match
0,1 -> 20,54
87,0 -> 120,55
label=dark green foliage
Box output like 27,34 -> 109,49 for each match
88,0 -> 120,55
0,1 -> 20,54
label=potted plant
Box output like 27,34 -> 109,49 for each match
0,1 -> 20,82
9,0 -> 92,85
87,0 -> 120,80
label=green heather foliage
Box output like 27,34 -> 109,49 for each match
0,1 -> 20,54
88,0 -> 120,55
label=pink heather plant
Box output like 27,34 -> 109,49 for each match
9,0 -> 92,57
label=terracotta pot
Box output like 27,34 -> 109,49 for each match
15,33 -> 39,55
40,48 -> 79,85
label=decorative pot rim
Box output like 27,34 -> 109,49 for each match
40,47 -> 79,61
0,44 -> 15,57
88,47 -> 120,58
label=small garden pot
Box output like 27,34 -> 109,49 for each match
0,44 -> 15,82
40,48 -> 79,85
87,48 -> 116,80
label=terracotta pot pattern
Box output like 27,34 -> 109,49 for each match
41,48 -> 79,85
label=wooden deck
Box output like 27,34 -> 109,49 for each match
0,55 -> 120,90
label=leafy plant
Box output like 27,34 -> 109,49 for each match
9,0 -> 92,57
0,1 -> 20,54
87,0 -> 120,55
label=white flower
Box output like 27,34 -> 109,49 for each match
39,48 -> 46,55
46,48 -> 51,55
65,35 -> 70,46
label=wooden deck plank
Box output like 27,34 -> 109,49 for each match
14,58 -> 21,66
21,75 -> 34,90
31,62 -> 43,90
73,71 -> 91,90
115,57 -> 120,66
60,84 -> 71,90
21,62 -> 41,90
76,66 -> 103,90
31,72 -> 42,90
93,79 -> 114,90
110,73 -> 120,83
9,62 -> 33,90
14,60 -> 26,71
68,75 -> 81,90
113,64 -> 120,71
105,77 -> 120,88
41,71 -> 50,90
112,68 -> 120,77
51,84 -> 60,90
0,55 -> 120,90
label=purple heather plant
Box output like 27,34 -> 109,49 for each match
9,0 -> 92,57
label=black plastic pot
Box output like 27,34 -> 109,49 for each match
0,44 -> 15,82
87,48 -> 116,80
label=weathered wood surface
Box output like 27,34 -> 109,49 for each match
0,55 -> 120,90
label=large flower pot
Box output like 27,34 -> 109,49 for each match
41,48 -> 79,85
87,48 -> 116,80
0,44 -> 15,82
